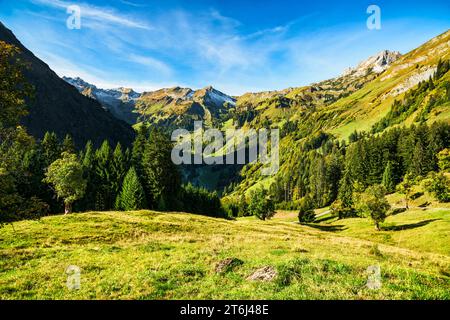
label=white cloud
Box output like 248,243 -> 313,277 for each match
32,0 -> 152,30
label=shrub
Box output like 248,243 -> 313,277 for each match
423,172 -> 450,202
298,196 -> 315,224
330,199 -> 356,219
248,188 -> 275,220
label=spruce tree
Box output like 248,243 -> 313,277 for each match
410,141 -> 427,178
382,161 -> 396,193
77,141 -> 95,211
94,140 -> 113,210
142,129 -> 180,210
62,134 -> 75,154
338,169 -> 354,208
111,143 -> 128,198
115,167 -> 145,211
132,125 -> 148,169
41,132 -> 61,167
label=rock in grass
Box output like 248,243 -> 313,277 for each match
247,266 -> 278,281
215,258 -> 243,274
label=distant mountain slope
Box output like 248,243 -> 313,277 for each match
0,22 -> 135,148
327,29 -> 450,138
229,29 -> 450,197
63,77 -> 237,131
232,50 -> 402,130
136,85 -> 236,130
63,77 -> 140,125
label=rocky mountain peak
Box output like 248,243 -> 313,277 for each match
343,50 -> 402,77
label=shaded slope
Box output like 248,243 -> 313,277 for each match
0,22 -> 135,148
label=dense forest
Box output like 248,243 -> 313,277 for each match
224,122 -> 450,224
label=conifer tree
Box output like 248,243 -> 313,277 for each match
410,141 -> 427,177
41,132 -> 61,167
111,143 -> 128,198
94,140 -> 113,210
77,141 -> 95,211
338,169 -> 354,208
382,161 -> 396,193
437,148 -> 450,172
142,129 -> 180,210
115,167 -> 145,211
132,125 -> 148,169
62,134 -> 75,154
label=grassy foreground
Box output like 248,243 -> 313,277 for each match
0,208 -> 449,299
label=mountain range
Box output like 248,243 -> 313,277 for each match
0,22 -> 135,148
63,77 -> 237,130
1,19 -> 449,193
62,49 -> 412,135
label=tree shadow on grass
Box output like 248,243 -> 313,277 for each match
315,215 -> 336,223
302,223 -> 347,232
382,219 -> 441,231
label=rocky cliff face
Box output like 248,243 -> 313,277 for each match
343,50 -> 402,77
63,77 -> 140,125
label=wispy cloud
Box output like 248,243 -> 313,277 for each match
32,0 -> 152,30
7,1 -> 445,96
127,54 -> 172,76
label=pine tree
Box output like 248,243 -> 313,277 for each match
111,143 -> 128,198
437,148 -> 450,172
41,132 -> 61,167
77,141 -> 95,211
115,167 -> 145,211
326,147 -> 343,204
132,125 -> 148,169
382,161 -> 396,193
142,129 -> 180,210
345,140 -> 368,186
94,140 -> 113,210
309,154 -> 328,208
82,141 -> 94,169
410,141 -> 427,178
62,134 -> 75,154
338,169 -> 353,208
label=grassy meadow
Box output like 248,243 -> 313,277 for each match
0,206 -> 449,300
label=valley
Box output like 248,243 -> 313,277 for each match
0,12 -> 449,301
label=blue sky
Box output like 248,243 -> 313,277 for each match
0,0 -> 449,95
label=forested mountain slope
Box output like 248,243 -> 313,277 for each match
0,22 -> 135,148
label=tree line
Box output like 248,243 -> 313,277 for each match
0,41 -> 224,225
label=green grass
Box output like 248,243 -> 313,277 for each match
0,208 -> 449,300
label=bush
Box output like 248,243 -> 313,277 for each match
423,172 -> 450,202
298,196 -> 315,224
0,169 -> 48,226
248,188 -> 275,221
330,199 -> 356,219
